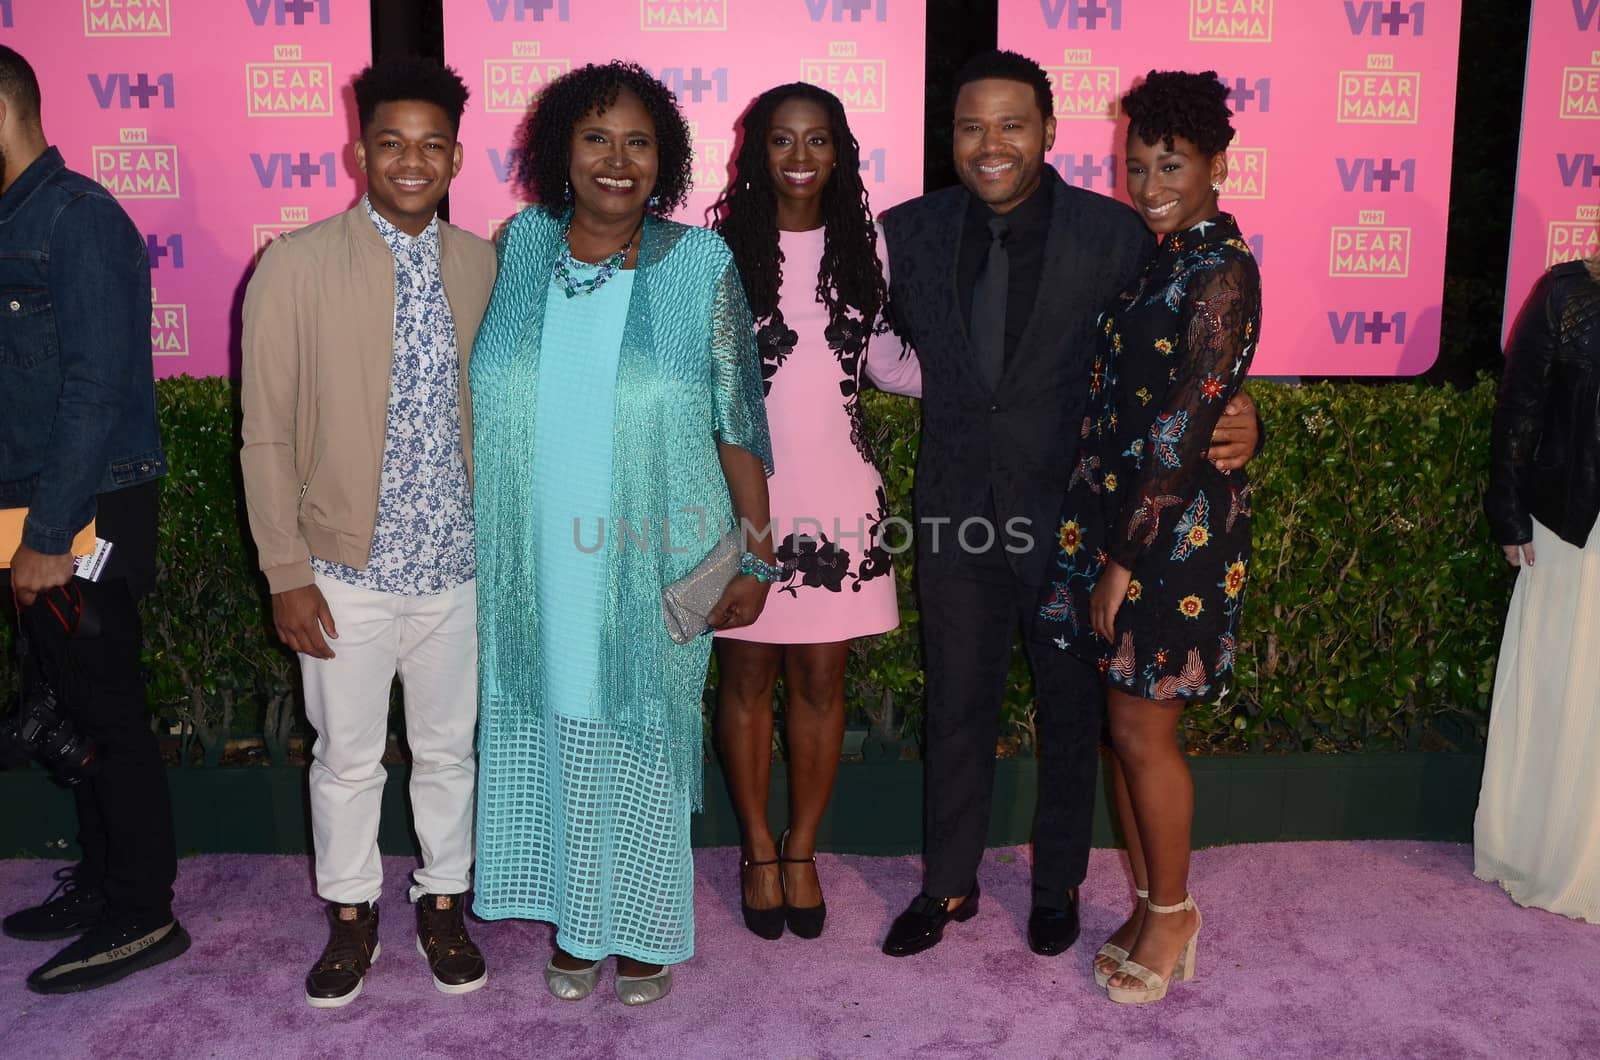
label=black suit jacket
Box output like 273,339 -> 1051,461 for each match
881,167 -> 1154,584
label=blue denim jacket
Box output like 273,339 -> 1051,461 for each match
0,147 -> 166,553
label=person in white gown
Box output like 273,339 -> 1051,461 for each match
1478,257 -> 1600,924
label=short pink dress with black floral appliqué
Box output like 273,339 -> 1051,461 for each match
716,227 -> 902,645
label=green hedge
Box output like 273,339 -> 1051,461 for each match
854,378 -> 1509,754
0,376 -> 1509,760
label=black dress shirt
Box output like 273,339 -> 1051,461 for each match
957,177 -> 1054,369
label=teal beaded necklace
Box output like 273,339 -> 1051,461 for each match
553,219 -> 640,299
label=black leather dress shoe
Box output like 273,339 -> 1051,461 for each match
1027,895 -> 1081,957
881,882 -> 980,957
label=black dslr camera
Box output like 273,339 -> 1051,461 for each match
0,584 -> 100,785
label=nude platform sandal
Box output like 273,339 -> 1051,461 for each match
1092,888 -> 1148,988
1105,895 -> 1201,1005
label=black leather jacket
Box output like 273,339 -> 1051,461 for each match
1486,261 -> 1600,548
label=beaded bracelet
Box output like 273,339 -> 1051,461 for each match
739,552 -> 790,584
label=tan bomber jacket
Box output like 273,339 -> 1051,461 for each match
240,204 -> 498,594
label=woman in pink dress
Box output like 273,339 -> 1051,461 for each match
709,83 -> 920,940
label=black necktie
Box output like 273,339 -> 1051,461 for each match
971,216 -> 1010,391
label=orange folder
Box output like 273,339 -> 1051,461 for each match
0,509 -> 97,568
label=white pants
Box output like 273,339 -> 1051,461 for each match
301,573 -> 478,906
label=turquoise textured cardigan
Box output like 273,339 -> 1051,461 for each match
469,206 -> 772,806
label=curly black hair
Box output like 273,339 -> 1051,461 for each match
951,49 -> 1053,122
352,56 -> 470,136
707,83 -> 886,332
1121,70 -> 1236,156
512,61 -> 693,216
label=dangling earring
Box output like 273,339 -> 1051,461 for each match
648,194 -> 661,209
563,181 -> 573,204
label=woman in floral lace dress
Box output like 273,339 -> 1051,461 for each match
1036,70 -> 1259,1005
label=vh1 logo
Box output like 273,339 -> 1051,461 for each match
803,0 -> 887,21
645,66 -> 729,104
485,0 -> 570,20
1558,152 -> 1600,188
1223,76 -> 1270,113
1336,157 -> 1416,192
1,1 -> 11,29
146,234 -> 184,269
1051,153 -> 1117,190
251,152 -> 337,189
487,147 -> 524,184
1344,2 -> 1425,36
243,0 -> 329,26
1328,310 -> 1407,345
89,73 -> 175,109
1040,0 -> 1122,30
859,147 -> 886,183
1573,0 -> 1600,31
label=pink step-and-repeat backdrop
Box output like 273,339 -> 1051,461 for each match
998,0 -> 1462,376
1504,0 -> 1600,343
442,0 -> 926,238
0,0 -> 371,377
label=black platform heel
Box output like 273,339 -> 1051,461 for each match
740,854 -> 785,940
779,829 -> 826,940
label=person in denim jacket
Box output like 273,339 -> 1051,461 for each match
0,45 -> 187,993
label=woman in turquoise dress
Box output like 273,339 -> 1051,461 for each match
469,62 -> 776,1006
1036,71 -> 1259,1005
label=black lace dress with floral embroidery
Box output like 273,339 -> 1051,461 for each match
716,226 -> 901,644
1038,214 -> 1259,702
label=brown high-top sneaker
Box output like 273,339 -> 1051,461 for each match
304,901 -> 379,1008
415,893 -> 486,994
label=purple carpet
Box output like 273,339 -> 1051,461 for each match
0,843 -> 1595,1058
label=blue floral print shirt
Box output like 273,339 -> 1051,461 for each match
313,197 -> 475,595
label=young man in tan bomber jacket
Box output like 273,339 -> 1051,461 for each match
240,57 -> 496,1009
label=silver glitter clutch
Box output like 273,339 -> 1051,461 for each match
661,530 -> 741,644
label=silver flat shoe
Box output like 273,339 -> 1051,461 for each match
543,958 -> 602,1001
614,965 -> 672,1006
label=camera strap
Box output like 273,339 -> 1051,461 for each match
11,609 -> 49,702
9,591 -> 74,722
28,583 -> 91,638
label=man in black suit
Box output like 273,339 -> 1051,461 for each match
878,50 -> 1259,958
